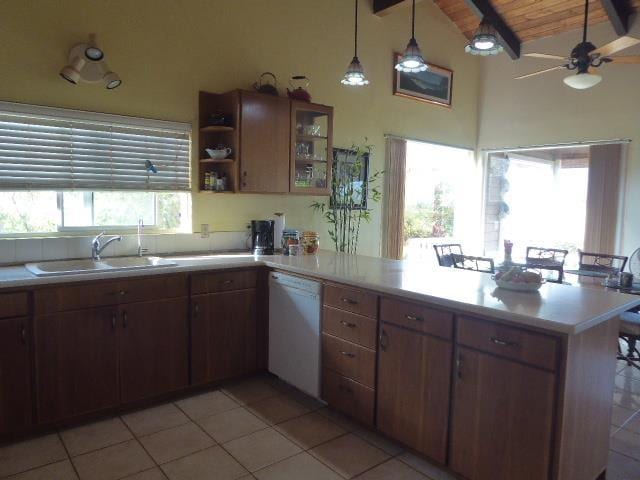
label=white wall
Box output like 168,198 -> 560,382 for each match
477,18 -> 640,255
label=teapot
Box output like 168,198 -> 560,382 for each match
287,75 -> 311,102
253,72 -> 279,96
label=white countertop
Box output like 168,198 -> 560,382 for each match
1,250 -> 638,335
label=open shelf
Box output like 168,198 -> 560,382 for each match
200,125 -> 234,133
295,159 -> 327,164
199,189 -> 235,194
296,134 -> 328,141
199,158 -> 235,164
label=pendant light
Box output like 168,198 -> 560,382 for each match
342,0 -> 369,86
395,0 -> 428,73
465,19 -> 503,56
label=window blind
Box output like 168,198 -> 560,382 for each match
0,102 -> 191,191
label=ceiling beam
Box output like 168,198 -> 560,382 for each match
373,0 -> 422,17
601,0 -> 631,35
463,0 -> 521,60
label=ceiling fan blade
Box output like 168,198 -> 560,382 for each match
593,36 -> 640,57
516,65 -> 566,80
525,53 -> 568,61
607,55 -> 640,64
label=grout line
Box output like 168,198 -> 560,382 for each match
117,416 -> 163,479
56,431 -> 82,479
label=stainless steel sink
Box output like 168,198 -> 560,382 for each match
26,256 -> 177,277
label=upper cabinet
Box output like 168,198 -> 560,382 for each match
198,90 -> 333,195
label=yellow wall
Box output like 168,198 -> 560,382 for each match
0,0 -> 480,256
477,21 -> 640,255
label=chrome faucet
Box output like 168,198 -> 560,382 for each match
91,232 -> 122,261
137,219 -> 148,257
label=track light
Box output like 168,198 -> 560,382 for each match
59,34 -> 122,90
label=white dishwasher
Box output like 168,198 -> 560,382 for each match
268,272 -> 322,398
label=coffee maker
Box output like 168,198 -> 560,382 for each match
251,220 -> 275,255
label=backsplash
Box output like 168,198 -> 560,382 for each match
0,231 -> 248,266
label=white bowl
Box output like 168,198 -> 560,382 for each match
494,278 -> 543,292
206,148 -> 231,160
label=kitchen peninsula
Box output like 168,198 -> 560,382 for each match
0,250 -> 637,480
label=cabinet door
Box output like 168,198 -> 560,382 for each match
450,347 -> 555,480
35,308 -> 119,423
0,317 -> 32,434
191,289 -> 258,384
376,323 -> 452,463
240,91 -> 290,193
119,298 -> 189,403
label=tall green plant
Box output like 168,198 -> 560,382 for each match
311,142 -> 383,254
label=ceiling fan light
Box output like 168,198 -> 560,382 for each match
342,56 -> 369,86
396,37 -> 428,72
563,71 -> 602,89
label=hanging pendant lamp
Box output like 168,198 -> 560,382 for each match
342,0 -> 369,85
465,19 -> 504,56
395,0 -> 427,73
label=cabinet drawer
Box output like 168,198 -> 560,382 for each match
191,269 -> 257,294
457,316 -> 559,371
0,292 -> 29,319
380,297 -> 453,340
322,333 -> 375,388
324,284 -> 377,318
34,275 -> 187,313
322,306 -> 377,349
322,368 -> 374,426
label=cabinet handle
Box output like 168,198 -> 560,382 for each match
193,303 -> 199,316
339,320 -> 356,328
119,290 -> 128,296
122,311 -> 128,328
339,351 -> 355,358
20,324 -> 26,344
456,351 -> 463,379
341,297 -> 358,305
338,384 -> 353,394
222,279 -> 234,285
111,313 -> 117,330
491,337 -> 518,348
379,329 -> 389,351
405,314 -> 423,322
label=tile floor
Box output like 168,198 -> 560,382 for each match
0,367 -> 638,480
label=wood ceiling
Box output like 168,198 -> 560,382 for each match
433,0 -> 640,44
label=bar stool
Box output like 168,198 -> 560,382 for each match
619,311 -> 640,370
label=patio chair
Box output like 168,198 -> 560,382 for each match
433,244 -> 463,268
578,252 -> 628,276
619,310 -> 640,371
453,255 -> 495,274
525,246 -> 569,283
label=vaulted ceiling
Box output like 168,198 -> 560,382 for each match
373,0 -> 640,59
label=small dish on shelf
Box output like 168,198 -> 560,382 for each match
205,147 -> 232,160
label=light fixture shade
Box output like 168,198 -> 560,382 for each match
395,38 -> 428,72
563,72 -> 602,89
342,56 -> 369,86
465,21 -> 503,56
59,55 -> 86,84
103,71 -> 122,90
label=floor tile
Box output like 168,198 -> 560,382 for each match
0,433 -> 67,478
612,388 -> 640,411
355,458 -> 429,479
72,438 -> 154,480
618,365 -> 640,382
611,405 -> 638,428
222,378 -> 280,405
223,428 -> 302,472
607,450 -> 640,480
139,422 -> 214,464
310,433 -> 390,479
275,412 -> 346,449
175,390 -> 239,420
122,403 -> 190,437
122,468 -> 168,480
247,394 -> 310,425
254,452 -> 342,480
610,428 -> 640,461
397,452 -> 456,480
279,386 -> 326,411
622,412 -> 640,434
615,375 -> 640,395
161,446 -> 247,480
353,428 -> 405,456
198,407 -> 269,443
6,460 -> 78,480
316,407 -> 361,432
60,417 -> 133,456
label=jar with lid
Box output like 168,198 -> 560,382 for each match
300,231 -> 319,255
282,229 -> 300,255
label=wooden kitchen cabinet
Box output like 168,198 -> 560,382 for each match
118,298 -> 189,403
0,316 -> 32,435
240,91 -> 290,193
450,346 -> 556,480
376,322 -> 452,463
191,289 -> 258,384
35,307 -> 119,423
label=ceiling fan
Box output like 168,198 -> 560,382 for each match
516,0 -> 640,89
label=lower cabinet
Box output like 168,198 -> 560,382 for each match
119,298 -> 189,403
376,322 -> 452,463
191,289 -> 258,384
450,347 -> 556,480
0,317 -> 32,435
35,307 -> 120,423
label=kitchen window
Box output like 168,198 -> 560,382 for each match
0,102 -> 192,235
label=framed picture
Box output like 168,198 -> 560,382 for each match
331,147 -> 370,210
393,53 -> 453,107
